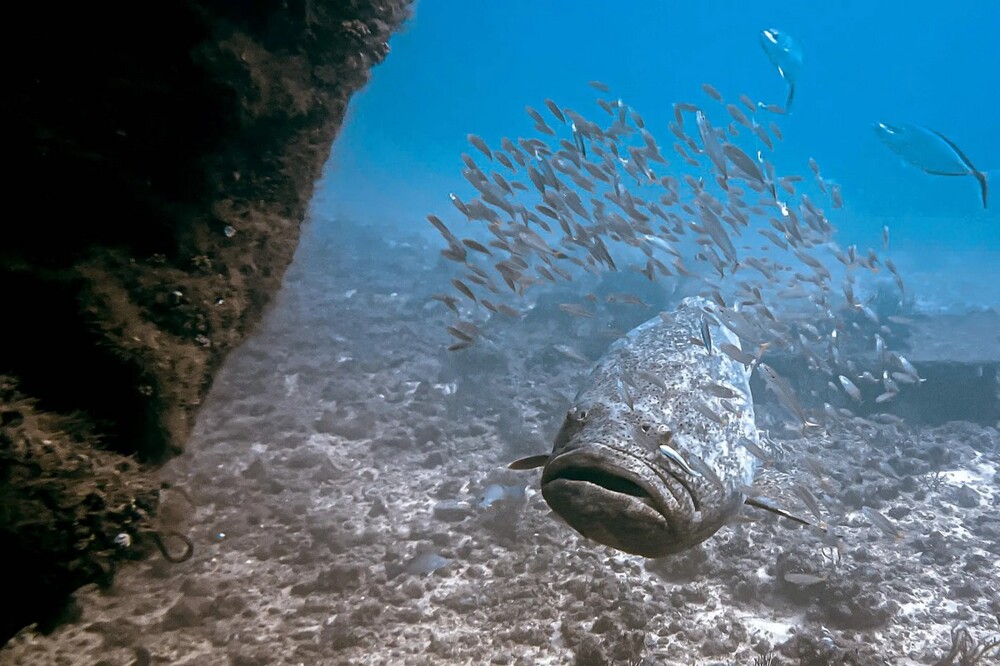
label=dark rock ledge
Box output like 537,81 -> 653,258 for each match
1,0 -> 411,642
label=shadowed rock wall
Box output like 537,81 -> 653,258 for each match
1,0 -> 411,642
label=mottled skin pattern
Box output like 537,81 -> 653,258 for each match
541,297 -> 759,557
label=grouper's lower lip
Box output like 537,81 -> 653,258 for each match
540,453 -> 679,558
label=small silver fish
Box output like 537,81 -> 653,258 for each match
693,398 -> 726,425
783,572 -> 827,586
544,99 -> 565,124
757,362 -> 818,428
696,111 -> 728,180
636,370 -> 669,392
792,483 -> 823,522
431,293 -> 459,315
554,344 -> 591,364
449,192 -> 470,218
801,455 -> 833,492
727,104 -> 752,128
606,292 -> 650,308
701,83 -> 723,102
830,183 -> 843,208
451,278 -> 477,303
875,390 -> 898,404
723,143 -> 768,189
558,303 -> 594,318
886,372 -> 911,386
702,381 -> 739,400
478,483 -> 527,509
889,351 -> 921,380
657,443 -> 699,477
739,437 -> 774,465
861,505 -> 901,541
838,375 -> 862,402
882,370 -> 900,394
616,375 -> 635,411
410,551 -> 452,575
446,325 -> 475,343
719,342 -> 755,366
461,238 -> 493,255
571,123 -> 587,158
426,214 -> 457,243
686,452 -> 725,490
700,315 -> 713,354
467,134 -> 493,160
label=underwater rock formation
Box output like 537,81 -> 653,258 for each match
2,0 -> 410,642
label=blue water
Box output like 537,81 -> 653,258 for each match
316,0 -> 998,308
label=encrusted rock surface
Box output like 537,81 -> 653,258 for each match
2,0 -> 411,641
4,223 -> 997,664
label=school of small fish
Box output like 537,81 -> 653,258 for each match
427,29 -> 945,545
431,87 -> 924,411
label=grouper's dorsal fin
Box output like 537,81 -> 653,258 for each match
744,495 -> 824,530
508,454 -> 550,470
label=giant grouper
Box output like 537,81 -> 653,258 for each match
510,296 -> 815,557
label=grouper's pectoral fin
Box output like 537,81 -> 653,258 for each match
508,454 -> 550,470
744,496 -> 825,530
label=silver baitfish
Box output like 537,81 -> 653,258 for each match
477,483 -> 528,509
509,297 -> 807,558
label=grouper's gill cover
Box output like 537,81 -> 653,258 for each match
539,297 -> 758,558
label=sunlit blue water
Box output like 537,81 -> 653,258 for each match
317,0 -> 998,310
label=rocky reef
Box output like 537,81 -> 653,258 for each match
1,0 -> 410,642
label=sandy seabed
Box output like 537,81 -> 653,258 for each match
3,221 -> 998,666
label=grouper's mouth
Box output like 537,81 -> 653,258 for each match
540,448 -> 696,558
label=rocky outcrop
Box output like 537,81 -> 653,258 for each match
2,0 -> 411,642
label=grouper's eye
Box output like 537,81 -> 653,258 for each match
574,409 -> 588,421
640,423 -> 651,433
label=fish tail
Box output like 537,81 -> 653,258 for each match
785,83 -> 795,113
799,419 -> 822,436
974,169 -> 988,208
